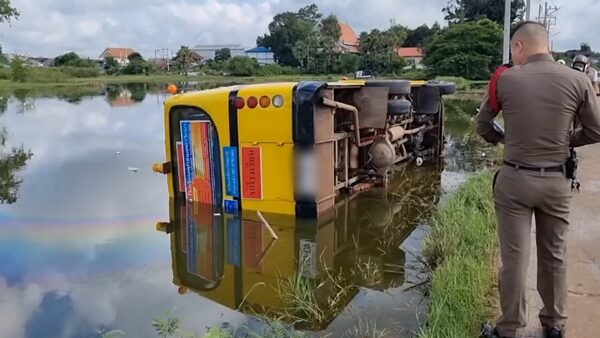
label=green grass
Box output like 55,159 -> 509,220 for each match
274,259 -> 357,330
419,172 -> 498,338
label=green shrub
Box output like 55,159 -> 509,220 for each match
25,68 -> 69,83
53,52 -> 98,68
436,76 -> 470,91
401,69 -> 428,80
337,54 -> 361,74
225,56 -> 258,76
256,63 -> 300,76
0,67 -> 10,80
10,57 -> 27,82
280,65 -> 301,75
59,66 -> 100,78
122,60 -> 151,75
257,63 -> 284,76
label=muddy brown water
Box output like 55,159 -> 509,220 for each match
0,84 -> 492,338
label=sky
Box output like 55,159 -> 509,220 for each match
0,0 -> 597,59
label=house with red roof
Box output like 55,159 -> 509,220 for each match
397,47 -> 425,69
99,47 -> 138,66
338,22 -> 359,54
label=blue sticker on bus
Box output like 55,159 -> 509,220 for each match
224,199 -> 239,215
227,217 -> 241,267
223,146 -> 240,197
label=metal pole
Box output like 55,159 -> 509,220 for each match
526,0 -> 531,20
503,0 -> 511,64
544,2 -> 548,28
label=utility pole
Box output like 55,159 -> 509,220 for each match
503,0 -> 511,64
535,2 -> 560,48
526,0 -> 531,20
160,48 -> 170,71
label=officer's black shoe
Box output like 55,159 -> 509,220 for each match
546,327 -> 563,338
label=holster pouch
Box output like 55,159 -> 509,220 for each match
566,148 -> 581,193
492,170 -> 500,191
566,148 -> 578,179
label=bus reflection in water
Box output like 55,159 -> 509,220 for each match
156,166 -> 443,330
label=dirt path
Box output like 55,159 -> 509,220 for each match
524,145 -> 600,338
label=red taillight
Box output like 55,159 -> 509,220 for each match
247,96 -> 258,109
235,97 -> 245,109
259,96 -> 271,108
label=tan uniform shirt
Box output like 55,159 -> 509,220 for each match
476,53 -> 600,167
586,66 -> 598,83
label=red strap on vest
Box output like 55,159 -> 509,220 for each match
489,65 -> 511,112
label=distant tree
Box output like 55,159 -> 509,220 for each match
297,3 -> 321,23
257,4 -> 320,67
292,14 -> 341,74
0,45 -> 8,65
214,48 -> 231,63
103,56 -> 120,75
581,43 -> 592,52
403,23 -> 441,48
53,52 -> 81,67
225,56 -> 258,76
174,46 -> 193,75
359,26 -> 408,75
425,19 -> 503,80
122,53 -> 151,75
337,53 -> 361,74
54,52 -> 97,67
0,0 -> 18,23
128,52 -> 144,62
319,14 -> 342,73
10,55 -> 26,82
443,0 -> 525,24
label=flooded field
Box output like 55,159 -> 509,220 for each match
0,83 -> 495,338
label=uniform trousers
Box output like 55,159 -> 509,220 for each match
494,165 -> 572,337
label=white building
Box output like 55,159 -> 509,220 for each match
245,47 -> 275,65
398,47 -> 426,69
192,44 -> 245,60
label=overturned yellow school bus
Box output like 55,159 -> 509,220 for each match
154,80 -> 455,218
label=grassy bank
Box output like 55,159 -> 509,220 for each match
419,172 -> 498,338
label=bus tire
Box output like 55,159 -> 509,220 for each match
426,81 -> 457,95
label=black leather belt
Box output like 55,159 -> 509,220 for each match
503,161 -> 564,173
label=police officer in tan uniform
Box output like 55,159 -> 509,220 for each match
477,22 -> 600,338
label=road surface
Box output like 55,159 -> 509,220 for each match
525,145 -> 600,337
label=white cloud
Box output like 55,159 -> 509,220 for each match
0,0 -> 596,58
0,278 -> 44,338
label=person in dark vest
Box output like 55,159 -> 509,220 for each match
477,21 -> 600,338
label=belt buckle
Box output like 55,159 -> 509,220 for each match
540,167 -> 545,175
